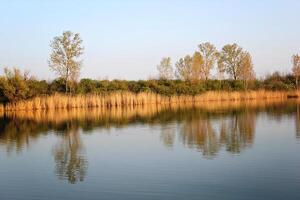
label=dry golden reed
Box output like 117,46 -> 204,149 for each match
1,90 -> 299,111
3,97 -> 294,124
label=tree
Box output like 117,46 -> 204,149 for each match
157,57 -> 173,80
237,52 -> 255,89
191,51 -> 204,82
198,42 -> 218,80
49,31 -> 84,93
175,53 -> 204,82
218,43 -> 244,80
175,55 -> 193,81
292,54 -> 300,89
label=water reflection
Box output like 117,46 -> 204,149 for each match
160,124 -> 176,148
221,111 -> 255,153
296,104 -> 300,139
52,123 -> 87,184
180,117 -> 219,158
0,99 -> 300,183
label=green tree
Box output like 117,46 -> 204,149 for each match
49,31 -> 84,93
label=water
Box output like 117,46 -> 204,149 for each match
1,100 -> 300,200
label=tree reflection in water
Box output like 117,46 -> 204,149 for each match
177,110 -> 256,158
52,122 -> 88,184
179,117 -> 219,158
0,100 -> 300,184
219,111 -> 255,153
160,124 -> 176,148
296,104 -> 300,139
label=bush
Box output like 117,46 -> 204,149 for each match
0,68 -> 30,103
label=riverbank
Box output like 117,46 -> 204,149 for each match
0,90 -> 299,111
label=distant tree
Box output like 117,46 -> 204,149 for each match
175,53 -> 204,82
191,51 -> 204,82
237,52 -> 255,89
49,31 -> 84,93
175,55 -> 193,81
292,54 -> 300,89
157,57 -> 173,80
198,42 -> 218,80
218,43 -> 244,80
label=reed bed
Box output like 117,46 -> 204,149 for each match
1,90 -> 299,111
3,97 -> 294,124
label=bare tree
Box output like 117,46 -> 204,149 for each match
198,42 -> 218,80
292,54 -> 300,89
49,31 -> 84,93
157,57 -> 173,80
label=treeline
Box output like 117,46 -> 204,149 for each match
0,31 -> 300,104
157,43 -> 255,84
0,67 -> 297,104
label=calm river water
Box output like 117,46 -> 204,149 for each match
0,100 -> 300,200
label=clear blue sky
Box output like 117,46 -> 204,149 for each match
0,0 -> 300,80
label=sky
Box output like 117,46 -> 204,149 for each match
0,0 -> 300,80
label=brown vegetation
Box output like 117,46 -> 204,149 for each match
1,90 -> 298,112
2,97 -> 290,123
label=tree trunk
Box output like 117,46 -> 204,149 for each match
65,79 -> 68,94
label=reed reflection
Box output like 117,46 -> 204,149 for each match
0,118 -> 47,154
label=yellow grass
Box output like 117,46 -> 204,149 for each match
1,90 -> 299,111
